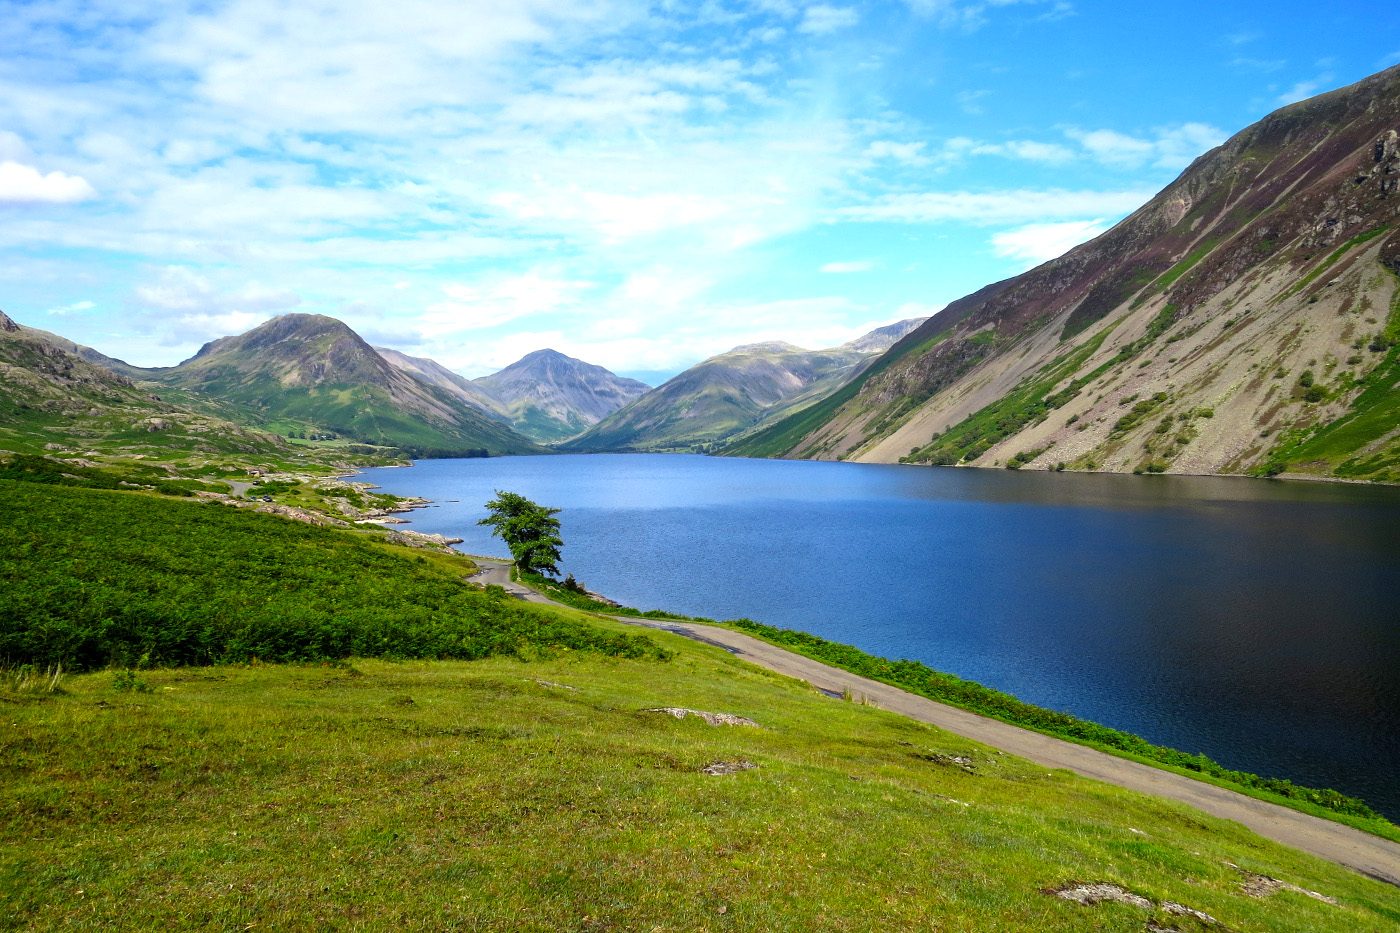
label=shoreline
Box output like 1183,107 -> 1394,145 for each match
483,561 -> 1400,886
358,458 -> 1400,842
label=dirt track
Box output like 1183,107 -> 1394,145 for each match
472,558 -> 1400,887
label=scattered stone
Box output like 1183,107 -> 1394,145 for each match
64,458 -> 99,468
1049,882 -> 1240,930
534,680 -> 577,691
583,588 -> 621,607
253,503 -> 351,528
913,752 -> 977,772
701,760 -> 756,776
1162,901 -> 1219,924
43,442 -> 67,451
1047,882 -> 1152,910
644,707 -> 760,727
383,529 -> 464,550
1234,867 -> 1336,904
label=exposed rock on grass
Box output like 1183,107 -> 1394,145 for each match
252,502 -> 351,528
1162,900 -> 1220,924
701,760 -> 756,776
1049,882 -> 1239,930
913,751 -> 977,772
383,529 -> 463,551
1046,881 -> 1153,909
1234,866 -> 1337,903
645,707 -> 760,727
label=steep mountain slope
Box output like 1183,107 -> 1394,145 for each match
564,319 -> 925,452
0,309 -> 287,458
472,348 -> 650,443
150,314 -> 543,456
374,346 -> 512,422
730,65 -> 1400,481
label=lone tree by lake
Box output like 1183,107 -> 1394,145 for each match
478,490 -> 564,576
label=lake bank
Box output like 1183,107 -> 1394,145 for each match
361,453 -> 1400,821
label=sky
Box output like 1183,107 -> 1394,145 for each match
2,1 -> 1399,384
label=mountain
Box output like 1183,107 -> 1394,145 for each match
562,318 -> 926,452
472,348 -> 651,443
373,346 -> 511,422
728,65 -> 1400,482
0,308 -> 288,458
148,314 -> 543,456
15,323 -> 148,379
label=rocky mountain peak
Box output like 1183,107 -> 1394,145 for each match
0,309 -> 19,333
473,348 -> 650,443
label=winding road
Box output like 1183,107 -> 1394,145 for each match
469,558 -> 1400,887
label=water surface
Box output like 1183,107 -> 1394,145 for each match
362,454 -> 1400,818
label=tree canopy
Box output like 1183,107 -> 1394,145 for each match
477,490 -> 564,576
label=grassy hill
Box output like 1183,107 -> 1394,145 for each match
0,308 -> 291,462
148,314 -> 544,457
2,480 -> 1398,929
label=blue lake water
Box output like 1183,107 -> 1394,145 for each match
361,453 -> 1400,819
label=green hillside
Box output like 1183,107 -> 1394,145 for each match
150,314 -> 543,457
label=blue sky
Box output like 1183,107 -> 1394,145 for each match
2,1 -> 1398,383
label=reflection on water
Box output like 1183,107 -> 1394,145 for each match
362,454 -> 1400,819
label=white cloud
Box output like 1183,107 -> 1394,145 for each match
820,260 -> 875,273
0,161 -> 97,204
133,266 -> 302,316
865,140 -> 930,164
903,0 -> 1071,30
944,137 -> 1075,163
1277,75 -> 1331,105
1230,57 -> 1285,73
147,0 -> 622,133
956,89 -> 990,114
838,188 -> 1154,224
46,300 -> 95,316
990,219 -> 1108,266
1065,128 -> 1154,168
941,125 -> 1220,171
1066,123 -> 1224,170
419,272 -> 594,335
0,132 -> 32,162
799,5 -> 859,35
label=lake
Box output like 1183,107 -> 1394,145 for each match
360,453 -> 1400,819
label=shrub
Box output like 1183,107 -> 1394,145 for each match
0,481 -> 669,671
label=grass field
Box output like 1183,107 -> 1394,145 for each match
5,652 -> 1400,932
3,482 -> 1399,930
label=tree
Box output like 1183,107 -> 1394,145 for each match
477,490 -> 563,576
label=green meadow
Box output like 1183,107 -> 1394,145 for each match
2,481 -> 1399,930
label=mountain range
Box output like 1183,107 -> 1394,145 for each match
729,63 -> 1400,483
562,319 -> 926,452
1,308 -> 933,460
6,65 -> 1400,478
